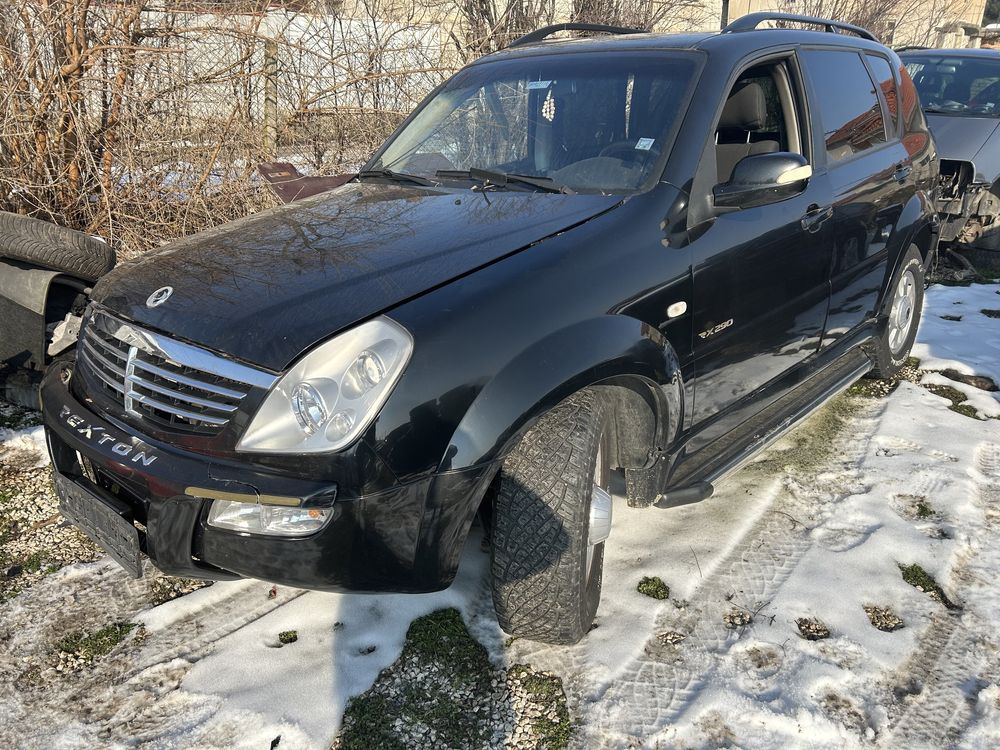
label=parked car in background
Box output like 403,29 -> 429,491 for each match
1,13 -> 937,645
900,48 -> 1000,267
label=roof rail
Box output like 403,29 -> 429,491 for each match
509,23 -> 645,48
895,45 -> 930,52
722,12 -> 879,43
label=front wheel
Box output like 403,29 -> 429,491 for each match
490,388 -> 612,645
868,245 -> 925,379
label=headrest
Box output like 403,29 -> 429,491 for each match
718,81 -> 767,130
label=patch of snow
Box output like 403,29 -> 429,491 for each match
3,284 -> 999,749
0,424 -> 50,468
151,536 -> 497,744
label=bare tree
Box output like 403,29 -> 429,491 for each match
572,0 -> 713,31
446,0 -> 556,60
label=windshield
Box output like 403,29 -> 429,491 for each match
904,55 -> 1000,116
370,52 -> 698,194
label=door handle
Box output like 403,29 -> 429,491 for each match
801,204 -> 832,232
893,162 -> 912,182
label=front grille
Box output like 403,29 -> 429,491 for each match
77,308 -> 275,435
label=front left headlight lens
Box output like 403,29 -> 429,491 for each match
208,500 -> 332,537
236,316 -> 413,453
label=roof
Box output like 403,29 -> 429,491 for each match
477,26 -> 890,66
899,48 -> 1000,59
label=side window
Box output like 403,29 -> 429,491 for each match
866,55 -> 899,136
801,49 -> 887,163
898,63 -> 925,134
714,62 -> 800,183
898,63 -> 931,157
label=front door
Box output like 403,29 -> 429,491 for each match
686,55 -> 833,455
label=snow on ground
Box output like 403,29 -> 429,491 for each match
0,283 -> 998,749
0,423 -> 49,469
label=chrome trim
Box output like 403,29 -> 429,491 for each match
91,309 -> 276,390
130,391 -> 229,426
130,360 -> 247,400
185,485 -> 302,507
126,373 -> 239,412
78,307 -> 278,433
80,336 -> 126,378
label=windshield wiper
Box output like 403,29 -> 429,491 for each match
356,169 -> 436,186
435,168 -> 574,194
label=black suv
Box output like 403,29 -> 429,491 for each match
7,13 -> 938,644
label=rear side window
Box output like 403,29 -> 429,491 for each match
866,55 -> 899,135
801,49 -> 887,163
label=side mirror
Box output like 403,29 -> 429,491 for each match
713,152 -> 812,209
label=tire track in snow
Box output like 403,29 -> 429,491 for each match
561,399 -> 886,746
0,567 -> 304,748
878,442 -> 1000,749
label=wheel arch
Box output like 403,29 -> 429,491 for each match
879,192 -> 938,316
441,314 -> 684,476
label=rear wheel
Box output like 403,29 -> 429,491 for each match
868,245 -> 924,379
490,388 -> 612,645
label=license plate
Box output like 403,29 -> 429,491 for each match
55,473 -> 143,578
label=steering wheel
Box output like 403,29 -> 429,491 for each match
598,140 -> 659,162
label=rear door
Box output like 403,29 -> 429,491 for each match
799,47 -> 912,347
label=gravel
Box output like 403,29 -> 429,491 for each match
864,605 -> 905,632
0,463 -> 101,600
335,609 -> 572,749
796,617 -> 831,640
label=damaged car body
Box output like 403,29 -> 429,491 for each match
901,48 -> 1000,265
1,14 -> 938,644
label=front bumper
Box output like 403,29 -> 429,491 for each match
41,363 -> 496,593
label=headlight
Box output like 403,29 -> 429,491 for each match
208,500 -> 332,537
236,316 -> 413,453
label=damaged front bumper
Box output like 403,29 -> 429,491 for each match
41,361 -> 496,593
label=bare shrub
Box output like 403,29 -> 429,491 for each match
0,0 -> 452,258
0,0 -> 975,262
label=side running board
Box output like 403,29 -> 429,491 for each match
654,354 -> 872,508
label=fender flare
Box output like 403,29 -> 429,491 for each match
878,191 -> 938,310
442,314 -> 684,473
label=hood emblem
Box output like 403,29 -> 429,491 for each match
146,286 -> 173,308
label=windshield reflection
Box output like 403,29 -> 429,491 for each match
369,52 -> 698,194
905,55 -> 1000,117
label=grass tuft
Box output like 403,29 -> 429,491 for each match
514,665 -> 573,749
337,609 -> 573,750
637,576 -> 670,600
278,630 -> 297,645
899,563 -> 959,610
923,384 -> 981,420
57,622 -> 136,660
913,498 -> 935,520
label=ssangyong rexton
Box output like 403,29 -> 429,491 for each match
0,14 -> 938,644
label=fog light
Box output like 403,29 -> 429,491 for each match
207,499 -> 331,537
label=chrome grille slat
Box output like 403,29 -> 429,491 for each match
127,373 -> 239,413
80,337 -> 126,378
130,392 -> 229,426
84,327 -> 127,362
79,347 -> 127,394
76,308 -> 276,435
129,360 -> 246,400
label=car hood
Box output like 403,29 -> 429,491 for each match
93,181 -> 622,371
926,113 -> 1000,181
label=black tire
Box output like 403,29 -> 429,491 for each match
868,245 -> 924,379
491,388 -> 612,645
0,211 -> 115,282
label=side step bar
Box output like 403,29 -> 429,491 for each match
653,356 -> 872,508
